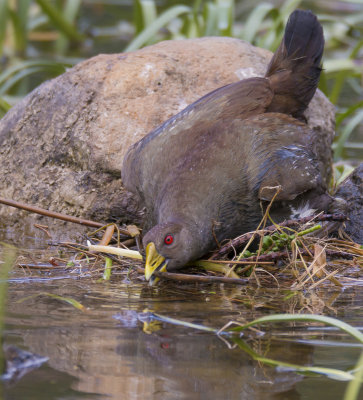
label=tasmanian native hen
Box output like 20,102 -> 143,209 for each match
122,9 -> 332,284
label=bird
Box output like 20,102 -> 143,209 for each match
122,9 -> 332,284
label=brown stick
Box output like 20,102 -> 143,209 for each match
0,196 -> 105,228
211,213 -> 347,258
153,270 -> 249,285
99,225 -> 116,246
199,259 -> 273,265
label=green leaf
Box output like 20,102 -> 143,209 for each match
0,59 -> 67,87
0,97 -> 11,117
125,5 -> 191,52
144,310 -> 363,382
16,292 -> 86,312
232,337 -> 355,381
0,0 -> 8,55
7,1 -> 31,55
216,0 -> 234,36
55,0 -> 82,55
229,314 -> 363,344
134,0 -> 158,34
35,0 -> 84,41
141,0 -> 157,31
102,257 -> 112,281
336,101 -> 363,128
331,163 -> 355,190
334,109 -> 363,160
344,350 -> 363,400
324,59 -> 359,74
0,245 -> 16,375
203,2 -> 217,36
241,3 -> 274,43
145,311 -> 217,332
0,60 -> 67,95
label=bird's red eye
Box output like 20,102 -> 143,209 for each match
164,235 -> 174,245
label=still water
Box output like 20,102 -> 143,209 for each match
0,239 -> 362,400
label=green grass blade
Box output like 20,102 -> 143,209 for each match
334,109 -> 363,160
180,13 -> 199,39
0,63 -> 66,95
203,3 -> 217,36
0,245 -> 17,375
35,0 -> 84,41
279,0 -> 303,17
324,59 -> 357,74
191,0 -> 203,36
232,337 -> 355,381
125,5 -> 191,52
133,0 -> 144,34
42,292 -> 86,311
0,59 -> 67,87
141,0 -> 157,31
148,311 -> 363,345
0,0 -> 8,55
55,0 -> 82,54
16,292 -> 86,311
102,257 -> 112,281
344,350 -> 363,400
216,0 -> 234,36
147,311 -> 217,332
134,0 -> 157,34
258,0 -> 302,50
144,311 -> 363,381
0,97 -> 11,117
336,101 -> 363,128
331,163 -> 355,191
8,0 -> 31,54
229,314 -> 363,344
0,66 -> 43,95
350,38 -> 363,60
241,2 -> 274,43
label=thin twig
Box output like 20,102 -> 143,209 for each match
0,196 -> 105,228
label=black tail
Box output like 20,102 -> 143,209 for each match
265,9 -> 324,118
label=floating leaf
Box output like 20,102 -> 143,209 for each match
16,292 -> 86,312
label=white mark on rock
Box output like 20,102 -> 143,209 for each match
140,63 -> 153,78
235,67 -> 261,80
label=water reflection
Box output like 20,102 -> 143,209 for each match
2,270 -> 360,400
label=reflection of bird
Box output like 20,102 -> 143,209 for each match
122,10 -> 332,283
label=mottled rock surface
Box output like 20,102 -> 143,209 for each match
0,37 -> 335,239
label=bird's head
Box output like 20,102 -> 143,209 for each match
142,221 -> 200,285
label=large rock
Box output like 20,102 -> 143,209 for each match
0,37 -> 335,238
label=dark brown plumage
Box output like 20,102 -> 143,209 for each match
122,10 -> 332,283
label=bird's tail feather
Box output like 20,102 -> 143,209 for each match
265,9 -> 324,118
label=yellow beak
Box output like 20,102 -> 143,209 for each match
145,242 -> 168,285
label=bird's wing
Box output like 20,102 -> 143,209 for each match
258,146 -> 324,201
122,77 -> 274,196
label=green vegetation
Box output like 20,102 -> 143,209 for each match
0,0 -> 362,158
144,310 -> 363,399
0,245 -> 16,378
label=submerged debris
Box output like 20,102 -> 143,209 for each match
1,345 -> 48,382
